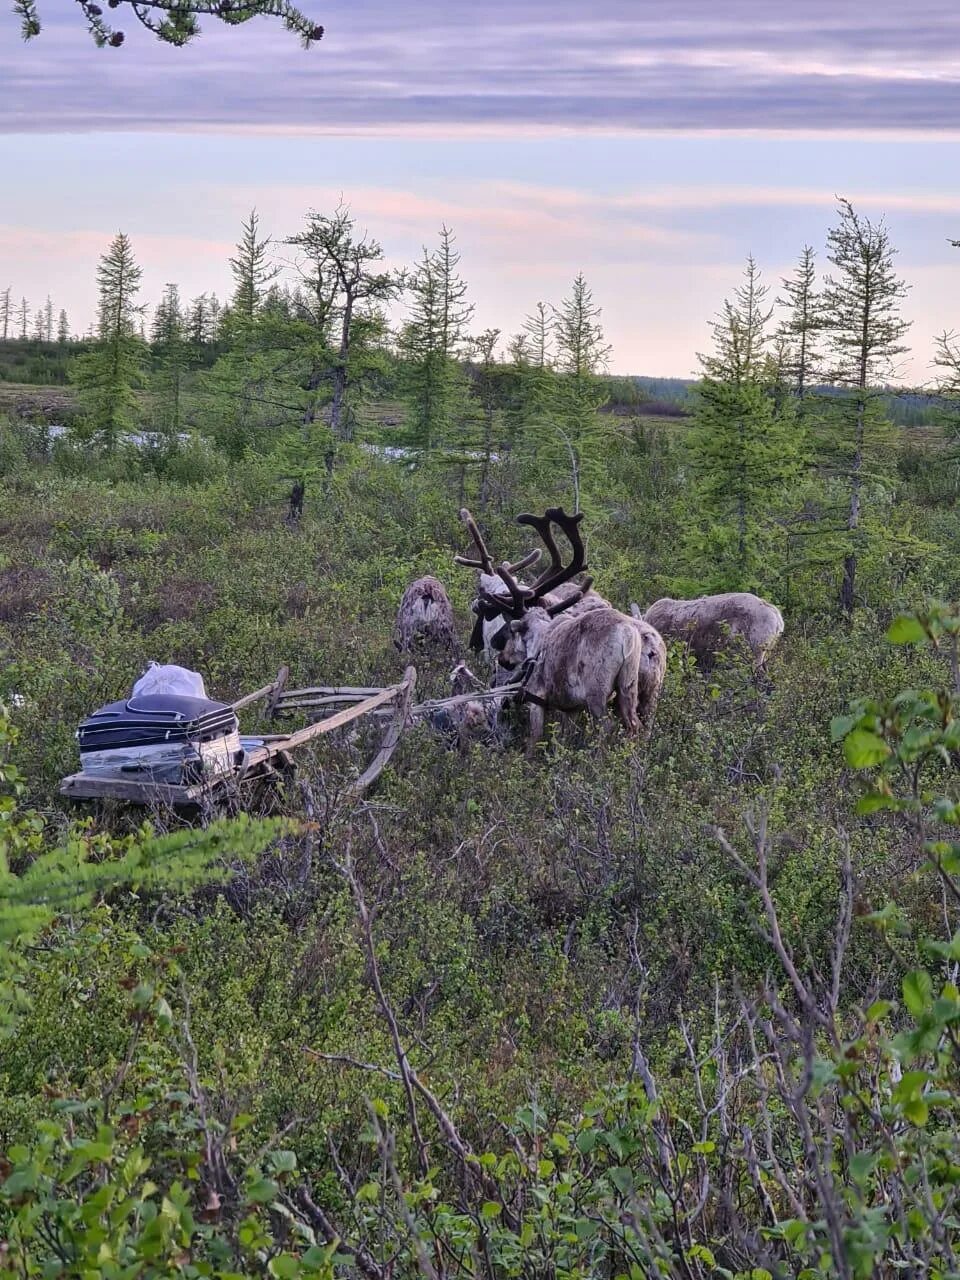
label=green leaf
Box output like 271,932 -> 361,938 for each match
855,791 -> 898,815
886,615 -> 929,646
830,712 -> 860,742
268,1253 -> 301,1279
269,1150 -> 298,1175
246,1177 -> 279,1204
902,970 -> 933,1017
843,730 -> 890,769
865,1000 -> 893,1023
575,1129 -> 598,1156
903,1097 -> 929,1126
480,1201 -> 502,1219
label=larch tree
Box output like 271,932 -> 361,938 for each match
17,298 -> 29,340
822,199 -> 910,616
71,232 -> 146,451
400,225 -> 474,454
520,300 -> 556,419
470,328 -> 503,509
777,245 -> 823,401
286,205 -> 403,443
16,1 -> 324,48
229,209 -> 277,323
42,296 -> 53,342
56,309 -> 70,345
550,273 -> 611,507
689,255 -> 802,589
188,294 -> 217,348
1,288 -> 12,341
150,282 -> 192,439
699,254 -> 772,386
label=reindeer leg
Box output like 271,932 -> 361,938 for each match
615,667 -> 640,735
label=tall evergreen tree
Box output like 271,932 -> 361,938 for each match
42,295 -> 53,343
400,225 -> 474,454
56,309 -> 69,345
470,328 -> 502,508
70,232 -> 146,451
229,209 -> 277,322
822,199 -> 910,616
688,256 -> 804,589
549,274 -> 611,506
524,301 -> 552,371
17,298 -> 29,340
150,282 -> 192,439
688,378 -> 802,589
700,255 -> 772,386
777,246 -> 822,400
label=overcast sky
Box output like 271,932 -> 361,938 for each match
2,0 -> 959,378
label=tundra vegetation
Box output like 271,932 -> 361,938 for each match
4,200 -> 960,1276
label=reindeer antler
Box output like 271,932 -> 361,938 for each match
546,576 -> 594,618
455,509 -> 542,577
454,508 -> 494,574
516,507 -> 588,603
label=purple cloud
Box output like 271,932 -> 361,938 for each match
2,0 -> 960,133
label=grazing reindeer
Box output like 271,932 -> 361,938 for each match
641,592 -> 784,670
455,508 -> 607,665
461,508 -> 666,752
393,576 -> 457,654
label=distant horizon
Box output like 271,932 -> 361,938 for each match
3,3 -> 960,383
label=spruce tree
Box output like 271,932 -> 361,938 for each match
43,295 -> 53,343
151,282 -> 191,439
56,309 -> 69,345
188,294 -> 213,348
229,209 -> 277,322
471,328 -> 502,508
550,274 -> 611,507
401,225 -> 474,454
822,200 -> 910,616
71,232 -> 146,451
17,298 -> 29,340
688,255 -> 803,589
699,255 -> 772,385
777,246 -> 822,400
688,379 -> 802,588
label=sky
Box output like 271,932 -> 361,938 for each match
2,1 -> 960,380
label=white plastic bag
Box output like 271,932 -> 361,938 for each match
131,662 -> 208,700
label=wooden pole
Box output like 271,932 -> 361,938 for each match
348,666 -> 417,797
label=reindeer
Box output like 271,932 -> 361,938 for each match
641,592 -> 784,671
455,508 -> 607,666
459,508 -> 666,752
393,576 -> 457,654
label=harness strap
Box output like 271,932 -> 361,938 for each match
515,657 -> 550,708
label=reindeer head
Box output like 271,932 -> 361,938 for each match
454,508 -> 542,654
456,507 -> 593,669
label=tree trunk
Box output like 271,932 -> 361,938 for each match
329,292 -> 354,441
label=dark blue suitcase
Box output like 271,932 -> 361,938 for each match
77,694 -> 239,754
